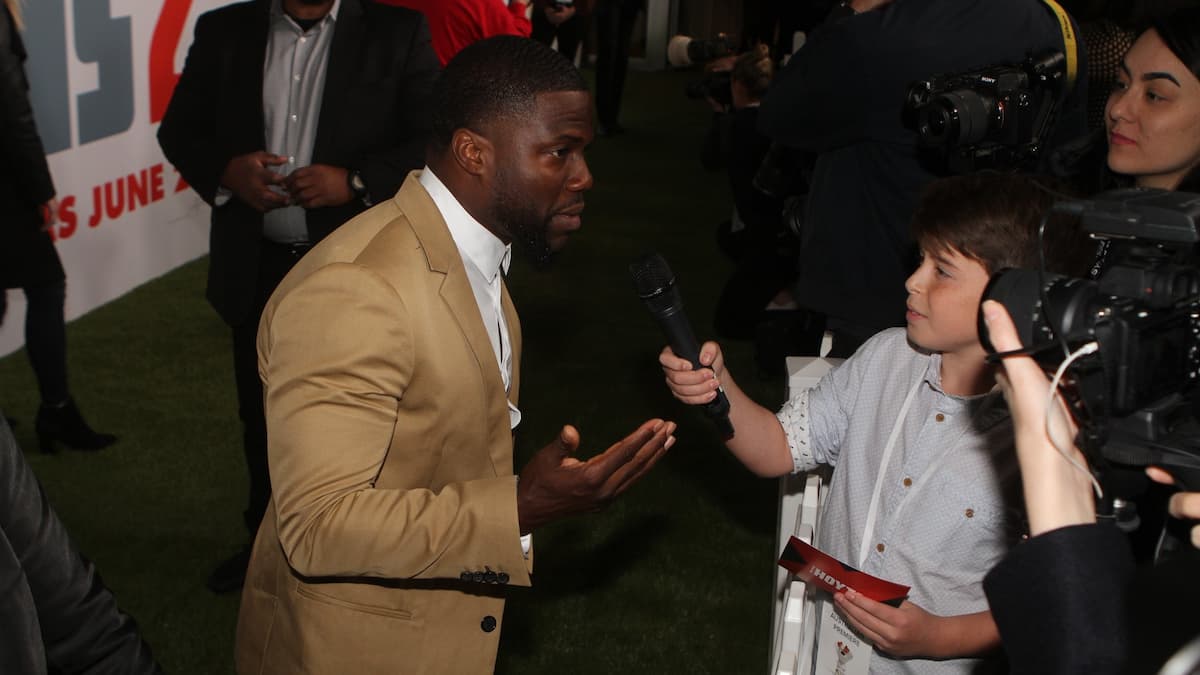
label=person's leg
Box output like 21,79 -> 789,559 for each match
25,280 -> 116,453
607,0 -> 640,130
556,14 -> 582,63
594,2 -> 620,131
24,280 -> 69,406
231,318 -> 270,537
208,242 -> 301,593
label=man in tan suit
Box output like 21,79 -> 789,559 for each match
235,36 -> 677,673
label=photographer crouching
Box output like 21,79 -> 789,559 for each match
686,44 -> 816,376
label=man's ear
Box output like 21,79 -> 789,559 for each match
450,128 -> 494,178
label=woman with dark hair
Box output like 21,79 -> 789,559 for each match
1105,6 -> 1200,191
0,0 -> 115,453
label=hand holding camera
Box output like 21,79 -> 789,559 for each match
980,188 -> 1200,553
982,299 -> 1097,536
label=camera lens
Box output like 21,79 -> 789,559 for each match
917,103 -> 956,145
933,90 -> 993,147
980,268 -> 1100,355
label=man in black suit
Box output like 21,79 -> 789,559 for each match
157,0 -> 439,593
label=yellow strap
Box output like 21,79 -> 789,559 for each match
1041,0 -> 1078,90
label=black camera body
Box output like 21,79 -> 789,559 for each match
981,189 -> 1200,490
904,50 -> 1068,173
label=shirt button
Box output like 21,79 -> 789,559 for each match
288,156 -> 295,164
902,477 -> 912,487
293,73 -> 301,81
965,508 -> 975,518
299,36 -> 307,43
876,543 -> 885,553
290,113 -> 298,122
935,413 -> 945,422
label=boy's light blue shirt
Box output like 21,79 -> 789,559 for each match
778,327 -> 1023,675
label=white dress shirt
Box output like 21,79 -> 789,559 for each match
418,168 -> 530,553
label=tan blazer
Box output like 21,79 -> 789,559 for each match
236,172 -> 532,674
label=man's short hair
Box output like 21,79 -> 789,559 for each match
911,172 -> 1093,277
430,36 -> 588,150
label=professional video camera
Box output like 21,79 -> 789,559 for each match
903,50 -> 1069,173
981,189 -> 1200,523
668,34 -> 737,107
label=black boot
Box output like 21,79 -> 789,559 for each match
35,398 -> 117,454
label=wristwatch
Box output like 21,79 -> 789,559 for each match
347,169 -> 371,206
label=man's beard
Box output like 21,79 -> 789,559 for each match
492,170 -> 556,269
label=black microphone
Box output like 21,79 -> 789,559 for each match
629,252 -> 734,438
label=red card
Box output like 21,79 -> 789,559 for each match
778,536 -> 910,607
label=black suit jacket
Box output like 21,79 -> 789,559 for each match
157,0 -> 439,326
0,4 -> 64,289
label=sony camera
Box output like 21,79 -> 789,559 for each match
980,189 -> 1200,494
667,34 -> 736,68
668,34 -> 737,107
903,50 -> 1069,173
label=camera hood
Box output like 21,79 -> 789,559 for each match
1065,188 -> 1200,245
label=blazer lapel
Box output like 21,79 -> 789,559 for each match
501,282 -> 521,407
395,176 -> 515,475
227,2 -> 270,155
312,0 -> 363,163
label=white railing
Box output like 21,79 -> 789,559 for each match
770,350 -> 841,675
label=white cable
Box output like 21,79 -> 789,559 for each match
1045,341 -> 1104,499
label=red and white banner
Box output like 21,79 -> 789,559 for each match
0,0 -> 231,357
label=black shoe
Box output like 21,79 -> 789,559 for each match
206,548 -> 251,594
35,398 -> 117,454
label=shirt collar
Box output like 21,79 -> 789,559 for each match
270,0 -> 341,27
419,167 -> 511,283
924,351 -> 1004,416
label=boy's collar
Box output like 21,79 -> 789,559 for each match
926,353 -> 1000,400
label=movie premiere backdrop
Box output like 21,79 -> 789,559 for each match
0,0 -> 231,357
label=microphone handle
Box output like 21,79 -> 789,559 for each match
656,307 -> 735,438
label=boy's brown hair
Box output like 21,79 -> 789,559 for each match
911,173 -> 1094,277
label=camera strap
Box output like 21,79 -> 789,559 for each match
1040,0 -> 1078,91
858,375 -> 923,568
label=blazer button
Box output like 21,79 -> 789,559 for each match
460,572 -> 472,582
481,615 -> 497,633
497,572 -> 510,584
484,571 -> 497,583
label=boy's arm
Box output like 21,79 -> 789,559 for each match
659,343 -> 794,477
833,589 -> 1000,659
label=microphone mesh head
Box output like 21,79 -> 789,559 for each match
629,252 -> 675,299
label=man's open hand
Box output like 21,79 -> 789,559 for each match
517,419 -> 676,534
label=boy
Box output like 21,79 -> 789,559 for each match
661,173 -> 1091,673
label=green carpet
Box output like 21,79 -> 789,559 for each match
0,68 -> 786,674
